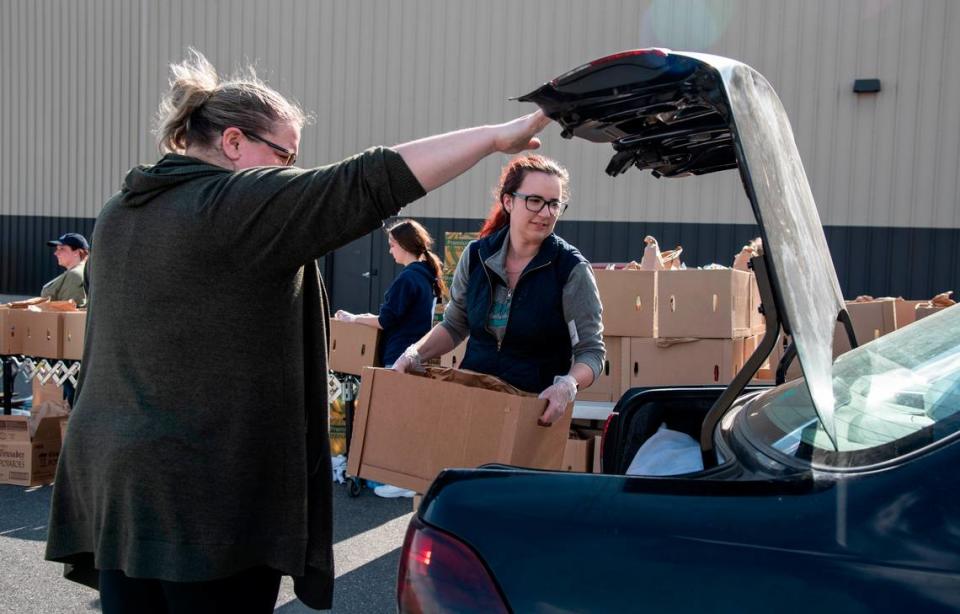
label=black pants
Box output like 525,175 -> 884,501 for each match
98,567 -> 282,614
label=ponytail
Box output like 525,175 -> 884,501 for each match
155,49 -> 220,153
423,249 -> 447,300
386,219 -> 446,300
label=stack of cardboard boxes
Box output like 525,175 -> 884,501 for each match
0,303 -> 86,360
583,265 -> 764,403
0,301 -> 85,487
558,265 -> 766,473
331,278 -> 954,488
2,302 -> 85,426
783,295 -> 955,381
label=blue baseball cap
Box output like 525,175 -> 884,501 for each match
47,233 -> 90,250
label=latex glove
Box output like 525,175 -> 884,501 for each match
334,310 -> 356,322
393,346 -> 424,374
537,374 -> 577,426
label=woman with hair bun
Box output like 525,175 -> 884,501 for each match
45,49 -> 551,613
395,154 -> 605,427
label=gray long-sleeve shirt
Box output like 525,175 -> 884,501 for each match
440,235 -> 605,382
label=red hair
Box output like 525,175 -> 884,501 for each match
478,154 -> 570,238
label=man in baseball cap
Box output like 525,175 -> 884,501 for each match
42,233 -> 90,306
46,232 -> 90,251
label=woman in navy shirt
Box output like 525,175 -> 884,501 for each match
336,218 -> 445,366
335,219 -> 445,497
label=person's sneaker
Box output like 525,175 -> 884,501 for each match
373,484 -> 416,498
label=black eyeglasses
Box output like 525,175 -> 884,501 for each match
243,130 -> 298,166
511,192 -> 569,216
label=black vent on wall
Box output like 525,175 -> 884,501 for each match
853,78 -> 881,93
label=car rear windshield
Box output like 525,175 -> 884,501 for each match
743,306 -> 960,468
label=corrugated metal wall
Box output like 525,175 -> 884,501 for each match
2,0 -> 959,298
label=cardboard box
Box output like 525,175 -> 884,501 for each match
780,335 -> 804,382
439,339 -> 468,369
893,299 -> 925,329
18,310 -> 64,359
744,332 -> 785,383
628,337 -> 746,387
0,415 -> 65,486
782,299 -> 901,381
748,274 -> 766,335
915,304 -> 952,321
347,367 -> 572,494
3,308 -> 31,356
592,435 -> 603,474
593,267 -> 657,337
61,311 -> 86,360
0,307 -> 22,355
0,414 -> 65,443
834,299 -> 897,356
32,378 -> 64,407
328,319 -> 381,376
657,269 -> 752,339
0,440 -> 62,486
561,436 -> 593,472
576,336 -> 629,402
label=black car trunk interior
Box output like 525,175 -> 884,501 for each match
518,53 -> 737,178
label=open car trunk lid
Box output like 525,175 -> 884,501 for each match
518,49 -> 845,442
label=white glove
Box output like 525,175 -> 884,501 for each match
537,374 -> 577,426
334,310 -> 356,322
393,345 -> 424,373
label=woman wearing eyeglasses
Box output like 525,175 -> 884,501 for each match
45,50 -> 551,613
394,154 -> 604,427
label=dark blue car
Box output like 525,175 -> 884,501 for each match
396,50 -> 960,613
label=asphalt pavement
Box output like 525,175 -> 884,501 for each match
0,479 -> 413,613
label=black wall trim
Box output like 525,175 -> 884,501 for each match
3,214 -> 957,308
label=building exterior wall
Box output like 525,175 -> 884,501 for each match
2,0 -> 958,304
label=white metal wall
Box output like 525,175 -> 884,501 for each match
2,0 -> 958,229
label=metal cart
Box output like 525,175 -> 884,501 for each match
331,371 -> 365,497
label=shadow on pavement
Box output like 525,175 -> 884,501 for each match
0,483 -> 54,542
331,481 -> 412,542
275,547 -> 402,614
0,473 -> 415,612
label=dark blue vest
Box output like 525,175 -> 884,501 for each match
459,226 -> 585,393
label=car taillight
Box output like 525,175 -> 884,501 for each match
397,516 -> 509,614
590,47 -> 669,66
551,47 -> 670,85
599,412 -> 617,472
